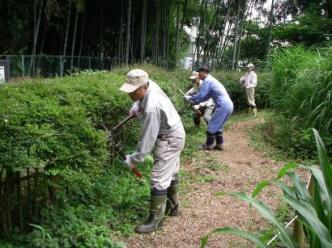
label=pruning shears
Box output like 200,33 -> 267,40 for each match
104,114 -> 143,178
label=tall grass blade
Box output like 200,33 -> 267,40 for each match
252,180 -> 270,198
313,128 -> 332,236
305,165 -> 331,213
283,194 -> 332,248
275,181 -> 296,199
313,129 -> 332,200
277,162 -> 299,179
232,192 -> 296,248
287,171 -> 311,201
200,227 -> 267,248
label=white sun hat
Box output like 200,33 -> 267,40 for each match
119,69 -> 149,93
189,71 -> 199,80
245,63 -> 255,69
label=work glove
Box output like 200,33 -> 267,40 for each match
123,155 -> 134,170
193,105 -> 200,110
129,101 -> 140,117
184,95 -> 192,102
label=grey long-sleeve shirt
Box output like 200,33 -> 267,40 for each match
129,80 -> 184,164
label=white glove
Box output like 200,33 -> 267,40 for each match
184,95 -> 192,101
193,105 -> 200,110
129,101 -> 140,117
123,155 -> 134,169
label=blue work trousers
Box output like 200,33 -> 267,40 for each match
207,101 -> 233,134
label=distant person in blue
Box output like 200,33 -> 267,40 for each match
184,66 -> 233,150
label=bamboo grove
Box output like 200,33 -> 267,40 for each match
1,0 -> 331,69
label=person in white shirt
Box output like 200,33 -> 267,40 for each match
186,71 -> 215,126
119,69 -> 185,234
240,63 -> 258,116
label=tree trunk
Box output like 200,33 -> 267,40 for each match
70,8 -> 79,69
125,0 -> 132,65
232,0 -> 241,70
63,1 -> 71,56
140,0 -> 147,63
100,0 -> 104,66
165,4 -> 170,66
195,0 -> 208,66
118,1 -> 124,62
177,0 -> 188,66
174,0 -> 181,65
78,12 -> 86,66
267,0 -> 275,57
217,2 -> 231,64
326,0 -> 332,18
153,0 -> 160,62
29,0 -> 44,76
220,17 -> 234,65
236,0 -> 247,67
162,1 -> 168,62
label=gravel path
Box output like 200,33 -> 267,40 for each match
122,118 -> 284,248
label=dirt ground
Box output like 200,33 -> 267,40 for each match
122,118 -> 285,248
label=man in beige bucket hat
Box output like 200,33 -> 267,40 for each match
120,69 -> 185,234
240,63 -> 258,116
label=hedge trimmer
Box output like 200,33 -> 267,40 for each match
103,114 -> 142,178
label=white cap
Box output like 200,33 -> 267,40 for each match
245,63 -> 255,69
120,69 -> 149,93
189,71 -> 199,80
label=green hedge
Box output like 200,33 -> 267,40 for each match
0,66 -> 191,247
0,71 -> 136,191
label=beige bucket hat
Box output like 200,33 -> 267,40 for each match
189,71 -> 199,80
120,69 -> 149,93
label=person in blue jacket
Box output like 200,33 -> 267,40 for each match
184,66 -> 233,150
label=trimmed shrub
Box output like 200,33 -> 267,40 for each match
0,65 -> 190,247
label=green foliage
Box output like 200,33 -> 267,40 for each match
271,46 -> 332,132
201,129 -> 332,248
273,11 -> 332,46
0,71 -> 135,193
263,46 -> 332,158
0,65 -> 192,246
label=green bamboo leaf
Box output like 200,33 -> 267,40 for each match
231,192 -> 296,248
313,180 -> 328,228
200,227 -> 267,248
305,166 -> 331,212
277,162 -> 299,179
275,181 -> 296,199
252,180 -> 270,198
313,129 -> 332,199
313,129 -> 332,232
283,194 -> 332,248
287,171 -> 311,202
